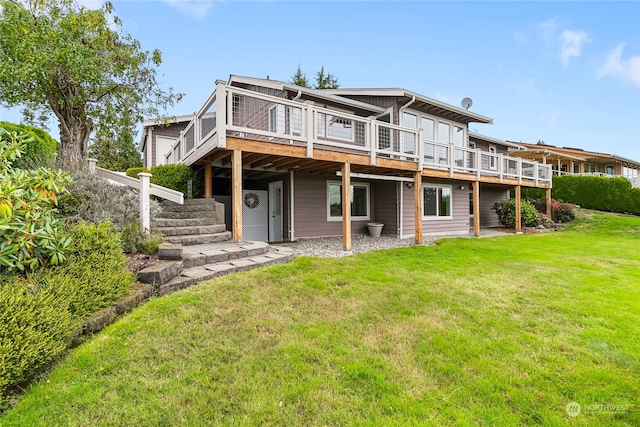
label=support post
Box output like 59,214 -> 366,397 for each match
341,162 -> 351,252
204,161 -> 213,198
546,187 -> 552,219
138,172 -> 152,235
232,150 -> 242,243
216,81 -> 227,148
473,181 -> 480,237
305,101 -> 315,158
515,185 -> 522,233
413,171 -> 423,244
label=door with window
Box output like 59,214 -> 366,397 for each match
268,181 -> 283,242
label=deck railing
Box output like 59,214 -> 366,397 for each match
164,84 -> 552,185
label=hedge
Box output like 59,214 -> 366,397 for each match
0,122 -> 57,169
0,222 -> 135,398
127,164 -> 203,197
552,175 -> 640,215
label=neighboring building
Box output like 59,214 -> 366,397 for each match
507,141 -> 639,188
141,75 -> 553,247
139,115 -> 193,169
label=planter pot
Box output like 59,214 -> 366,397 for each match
367,223 -> 384,238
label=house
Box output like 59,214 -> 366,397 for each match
139,115 -> 193,169
507,141 -> 639,188
141,75 -> 553,249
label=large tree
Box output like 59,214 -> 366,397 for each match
88,119 -> 142,172
0,0 -> 182,170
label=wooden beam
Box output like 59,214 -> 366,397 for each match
208,149 -> 231,164
232,150 -> 243,243
546,187 -> 552,219
204,161 -> 212,198
414,171 -> 423,244
473,181 -> 480,237
342,162 -> 351,252
515,185 -> 522,233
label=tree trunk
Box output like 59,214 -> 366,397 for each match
56,118 -> 92,171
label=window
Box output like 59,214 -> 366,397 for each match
423,184 -> 452,219
453,126 -> 465,147
317,114 -> 354,141
269,104 -> 285,134
468,142 -> 476,149
489,145 -> 497,170
421,117 -> 435,141
289,107 -> 302,136
437,122 -> 450,144
573,163 -> 580,174
605,165 -> 614,175
327,181 -> 370,221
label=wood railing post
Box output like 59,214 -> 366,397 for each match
417,129 -> 424,170
138,172 -> 152,235
342,162 -> 351,252
216,82 -> 227,148
305,101 -> 315,158
449,145 -> 454,178
476,149 -> 481,180
369,117 -> 377,166
232,150 -> 242,243
473,181 -> 480,237
414,171 -> 423,244
515,185 -> 522,233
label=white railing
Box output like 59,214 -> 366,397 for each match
87,159 -> 184,233
164,84 -> 552,185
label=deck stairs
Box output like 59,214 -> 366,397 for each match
138,198 -> 294,295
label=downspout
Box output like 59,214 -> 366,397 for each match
290,171 -> 295,241
399,95 -> 416,115
399,181 -> 403,239
292,90 -> 302,102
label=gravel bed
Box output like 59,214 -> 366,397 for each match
284,228 -> 511,258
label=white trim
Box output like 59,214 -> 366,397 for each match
489,145 -> 497,170
326,180 -> 370,222
336,171 -> 413,182
422,183 -> 453,220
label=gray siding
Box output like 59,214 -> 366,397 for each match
478,187 -> 510,227
152,122 -> 188,167
402,180 -> 470,236
293,175 -> 384,238
372,181 -> 399,236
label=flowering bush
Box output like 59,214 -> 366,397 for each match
0,128 -> 72,272
530,198 -> 576,223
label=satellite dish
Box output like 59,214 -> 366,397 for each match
461,97 -> 473,110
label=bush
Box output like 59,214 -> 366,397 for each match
492,199 -> 539,228
120,221 -> 163,255
0,122 -> 57,169
537,213 -> 554,228
59,171 -> 161,230
0,221 -> 135,398
530,198 -> 577,223
125,167 -> 150,179
149,164 -> 202,197
552,175 -> 640,215
0,128 -> 73,273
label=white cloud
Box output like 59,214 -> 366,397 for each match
537,18 -> 560,46
161,0 -> 216,20
597,43 -> 640,88
559,29 -> 590,68
77,0 -> 104,10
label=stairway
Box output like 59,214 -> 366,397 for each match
138,198 -> 294,296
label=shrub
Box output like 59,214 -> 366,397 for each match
492,199 -> 539,228
149,164 -> 202,197
530,197 -> 577,223
537,213 -> 554,228
552,175 -> 640,215
0,221 -> 135,398
125,167 -> 150,178
59,171 -> 161,230
0,128 -> 72,273
120,221 -> 163,254
0,122 -> 57,169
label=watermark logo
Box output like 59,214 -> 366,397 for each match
566,401 -> 581,417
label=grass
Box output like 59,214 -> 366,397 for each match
1,213 -> 639,426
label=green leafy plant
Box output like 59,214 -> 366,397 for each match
0,128 -> 73,272
0,122 -> 57,169
125,167 -> 150,178
120,221 -> 162,254
147,164 -> 202,197
492,198 -> 539,228
552,175 -> 640,215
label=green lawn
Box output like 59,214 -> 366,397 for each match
2,213 -> 639,426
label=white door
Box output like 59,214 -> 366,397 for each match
242,190 -> 268,241
268,181 -> 283,242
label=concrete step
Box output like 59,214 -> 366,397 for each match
164,231 -> 232,246
156,210 -> 219,220
162,198 -> 222,206
181,241 -> 270,269
153,217 -> 220,228
157,224 -> 227,237
160,198 -> 222,212
138,260 -> 182,286
170,247 -> 295,291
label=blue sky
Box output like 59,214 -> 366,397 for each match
2,1 -> 639,160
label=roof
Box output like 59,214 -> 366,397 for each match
324,88 -> 493,125
226,75 -> 386,116
508,142 -> 640,168
139,115 -> 194,151
469,132 -> 525,149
